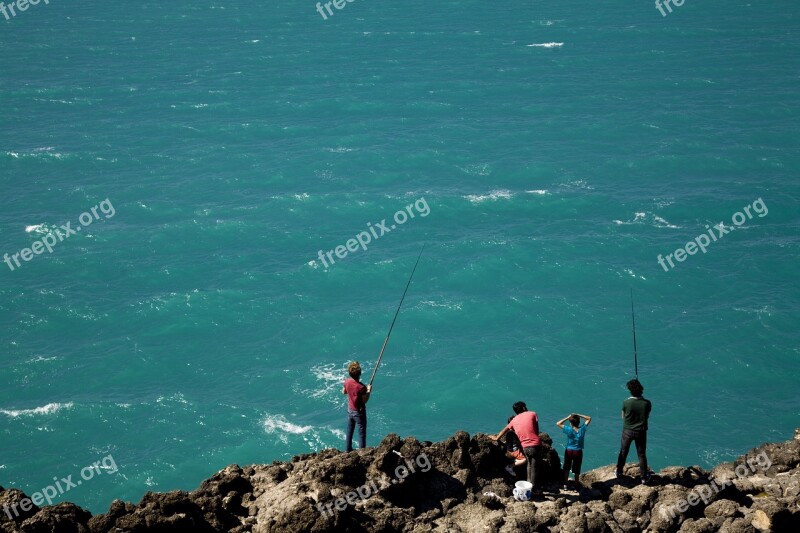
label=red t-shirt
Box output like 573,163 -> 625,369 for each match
506,411 -> 541,447
344,378 -> 367,410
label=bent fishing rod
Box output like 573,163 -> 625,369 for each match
368,245 -> 425,387
630,289 -> 639,380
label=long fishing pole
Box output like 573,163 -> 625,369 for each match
368,245 -> 425,387
630,289 -> 639,380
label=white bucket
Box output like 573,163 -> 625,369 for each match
513,480 -> 533,501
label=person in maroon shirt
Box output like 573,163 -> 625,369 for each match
342,361 -> 371,452
491,401 -> 543,495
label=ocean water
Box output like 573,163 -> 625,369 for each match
1,0 -> 798,514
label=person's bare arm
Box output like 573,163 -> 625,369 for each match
490,426 -> 510,441
578,414 -> 592,426
556,415 -> 570,429
621,410 -> 625,419
362,385 -> 372,404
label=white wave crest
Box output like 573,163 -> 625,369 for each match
0,402 -> 73,418
263,414 -> 312,436
25,224 -> 47,234
465,190 -> 514,203
614,212 -> 680,229
527,42 -> 563,48
294,363 -> 346,405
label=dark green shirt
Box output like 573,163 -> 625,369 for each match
622,396 -> 651,431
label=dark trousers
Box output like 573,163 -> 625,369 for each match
523,445 -> 542,488
345,408 -> 367,452
616,428 -> 648,478
563,449 -> 583,476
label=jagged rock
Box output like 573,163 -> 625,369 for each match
555,504 -> 588,532
12,503 -> 90,533
0,488 -> 40,528
719,516 -> 757,532
704,498 -> 739,520
0,429 -> 798,532
677,517 -> 717,532
747,495 -> 800,531
85,500 -> 134,532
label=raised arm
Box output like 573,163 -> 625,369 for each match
556,415 -> 570,429
578,413 -> 592,426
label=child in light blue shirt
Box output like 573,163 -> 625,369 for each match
556,413 -> 592,486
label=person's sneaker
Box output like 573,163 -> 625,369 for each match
615,470 -> 623,479
504,465 -> 515,476
641,472 -> 652,485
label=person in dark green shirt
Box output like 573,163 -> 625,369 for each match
615,379 -> 652,484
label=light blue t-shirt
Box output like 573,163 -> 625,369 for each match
563,424 -> 588,451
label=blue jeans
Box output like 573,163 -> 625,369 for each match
345,408 -> 367,452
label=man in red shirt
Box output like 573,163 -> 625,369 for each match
342,361 -> 371,452
491,401 -> 542,495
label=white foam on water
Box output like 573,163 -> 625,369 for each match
465,190 -> 514,204
419,299 -> 463,311
0,402 -> 73,418
527,42 -> 564,48
623,268 -> 647,281
296,362 -> 345,406
7,148 -> 66,159
25,224 -> 46,234
653,215 -> 680,229
262,414 -> 313,436
27,355 -> 58,363
328,428 -> 346,440
155,393 -> 189,405
613,212 -> 680,229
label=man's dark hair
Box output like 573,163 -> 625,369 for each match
626,379 -> 644,397
569,414 -> 580,427
512,401 -> 527,414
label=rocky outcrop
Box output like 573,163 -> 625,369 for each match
2,430 -> 799,532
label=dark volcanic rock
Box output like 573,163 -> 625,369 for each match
1,429 -> 798,532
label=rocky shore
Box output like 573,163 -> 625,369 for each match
2,429 -> 798,532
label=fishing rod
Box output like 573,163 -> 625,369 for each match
630,289 -> 639,380
368,245 -> 425,387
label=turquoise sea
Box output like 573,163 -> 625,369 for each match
1,0 -> 798,514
